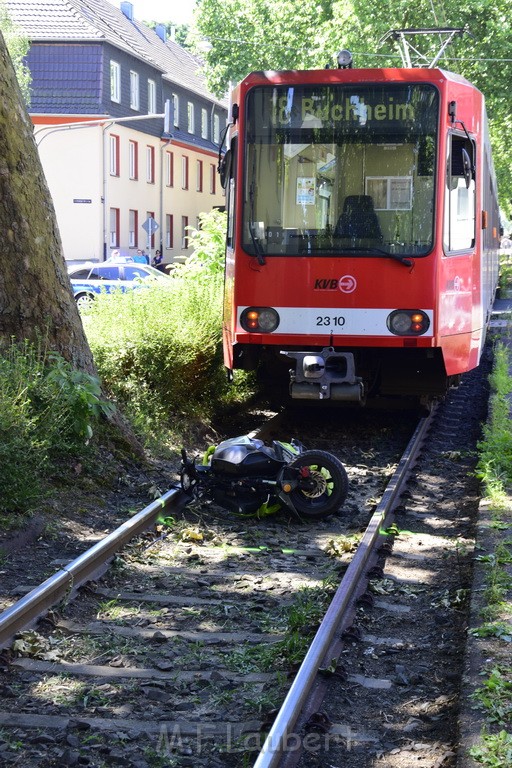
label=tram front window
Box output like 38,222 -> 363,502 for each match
243,83 -> 438,258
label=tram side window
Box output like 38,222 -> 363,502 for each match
226,137 -> 237,250
444,134 -> 475,252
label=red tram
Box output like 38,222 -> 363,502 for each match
220,57 -> 500,404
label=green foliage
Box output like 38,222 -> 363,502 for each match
476,343 -> 512,502
82,276 -> 235,444
470,730 -> 512,766
0,342 -> 110,517
470,621 -> 512,642
175,209 -> 227,278
83,210 -> 253,448
83,278 -> 224,426
499,260 -> 512,294
0,0 -> 31,103
195,0 -> 512,216
472,666 -> 512,724
44,352 -> 115,440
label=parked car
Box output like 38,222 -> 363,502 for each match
68,262 -> 170,309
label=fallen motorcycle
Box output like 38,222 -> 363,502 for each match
180,434 -> 348,520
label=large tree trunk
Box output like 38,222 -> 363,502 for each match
0,33 -> 144,456
0,30 -> 94,373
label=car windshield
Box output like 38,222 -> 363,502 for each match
243,83 -> 438,258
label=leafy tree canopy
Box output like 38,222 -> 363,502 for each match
194,0 -> 512,216
0,0 -> 31,102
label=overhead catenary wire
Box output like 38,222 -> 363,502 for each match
198,36 -> 512,64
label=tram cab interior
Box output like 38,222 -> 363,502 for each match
242,83 -> 476,260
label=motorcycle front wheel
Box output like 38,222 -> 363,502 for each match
288,450 -> 348,519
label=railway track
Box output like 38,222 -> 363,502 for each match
0,362 -> 489,768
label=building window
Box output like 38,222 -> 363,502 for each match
181,155 -> 189,189
366,176 -> 413,211
213,114 -> 220,144
201,108 -> 208,139
166,151 -> 174,187
146,145 -> 155,184
166,214 -> 174,249
182,216 -> 189,249
129,140 -> 138,180
147,210 -> 156,248
210,163 -> 216,195
187,102 -> 194,134
129,209 -> 138,247
172,93 -> 179,127
196,160 -> 203,192
110,60 -> 121,103
110,134 -> 120,176
148,79 -> 156,114
110,208 -> 119,247
130,70 -> 139,110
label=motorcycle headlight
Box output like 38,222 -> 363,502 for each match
240,307 -> 280,333
387,310 -> 430,336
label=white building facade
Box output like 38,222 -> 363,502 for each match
8,0 -> 227,265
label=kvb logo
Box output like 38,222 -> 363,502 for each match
313,278 -> 339,290
338,275 -> 357,293
313,276 -> 357,291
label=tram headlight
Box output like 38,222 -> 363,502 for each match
240,307 -> 280,333
387,310 -> 430,336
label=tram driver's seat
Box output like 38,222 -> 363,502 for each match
334,195 -> 383,241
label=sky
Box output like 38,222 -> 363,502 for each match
106,0 -> 197,26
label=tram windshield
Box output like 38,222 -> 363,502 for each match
243,83 -> 438,258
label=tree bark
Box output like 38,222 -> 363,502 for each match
0,30 -> 94,373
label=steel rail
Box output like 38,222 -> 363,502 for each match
253,412 -> 434,768
0,488 -> 186,650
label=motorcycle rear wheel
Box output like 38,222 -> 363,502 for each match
289,450 -> 348,519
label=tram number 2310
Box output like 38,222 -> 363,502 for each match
316,315 -> 346,327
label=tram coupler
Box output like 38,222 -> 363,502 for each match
281,347 -> 364,401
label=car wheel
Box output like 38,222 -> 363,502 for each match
75,292 -> 95,310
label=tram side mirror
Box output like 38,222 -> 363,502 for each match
461,147 -> 473,189
219,149 -> 232,189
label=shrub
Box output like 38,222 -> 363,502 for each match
0,341 -> 110,517
84,274 -> 229,436
83,210 -> 255,447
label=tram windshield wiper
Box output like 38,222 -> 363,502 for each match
336,246 -> 414,266
248,222 -> 266,265
249,179 -> 266,265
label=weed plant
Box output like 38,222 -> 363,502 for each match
0,340 -> 111,520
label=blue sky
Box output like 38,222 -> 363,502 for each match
106,0 -> 197,25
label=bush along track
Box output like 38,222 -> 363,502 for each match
460,341 -> 512,767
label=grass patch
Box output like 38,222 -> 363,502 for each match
476,343 -> 512,507
470,338 -> 512,764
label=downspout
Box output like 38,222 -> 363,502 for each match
102,121 -> 115,261
160,136 -> 172,254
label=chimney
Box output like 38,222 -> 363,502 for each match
155,24 -> 167,42
120,2 -> 134,21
